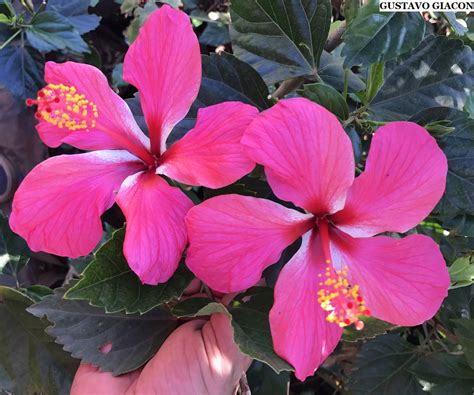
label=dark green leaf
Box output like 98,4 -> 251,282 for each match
449,256 -> 474,289
342,316 -> 394,342
172,52 -> 272,141
197,52 -> 272,111
452,319 -> 474,368
410,353 -> 474,395
64,228 -> 193,314
299,82 -> 349,120
345,125 -> 362,164
229,287 -> 293,373
111,62 -> 126,88
319,50 -> 366,93
230,0 -> 332,83
247,361 -> 290,395
443,214 -> 474,237
28,284 -> 178,375
199,22 -> 230,46
342,0 -> 426,67
439,285 -> 473,331
0,213 -> 30,277
410,107 -> 474,217
348,334 -> 423,394
171,297 -> 229,318
26,11 -> 89,53
0,286 -> 77,394
46,0 -> 101,34
371,36 -> 473,121
0,44 -> 44,99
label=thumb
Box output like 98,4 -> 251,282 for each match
128,313 -> 251,395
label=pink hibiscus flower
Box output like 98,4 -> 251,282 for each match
9,5 -> 257,285
185,98 -> 450,380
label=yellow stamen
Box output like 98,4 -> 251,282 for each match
26,83 -> 99,132
317,262 -> 370,330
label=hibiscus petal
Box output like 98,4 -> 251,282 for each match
115,172 -> 194,285
270,231 -> 343,381
185,195 -> 314,293
38,61 -> 152,163
157,102 -> 258,188
330,229 -> 450,326
241,98 -> 354,215
10,151 -> 143,257
123,5 -> 201,155
331,122 -> 448,237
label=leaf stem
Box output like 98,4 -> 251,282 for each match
0,29 -> 21,50
342,68 -> 349,101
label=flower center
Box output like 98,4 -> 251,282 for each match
26,84 -> 98,132
316,219 -> 370,330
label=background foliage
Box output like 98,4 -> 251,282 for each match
0,0 -> 473,394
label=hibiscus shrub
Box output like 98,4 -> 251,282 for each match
0,0 -> 473,394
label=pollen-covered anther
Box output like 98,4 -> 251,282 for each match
26,83 -> 99,132
317,263 -> 370,330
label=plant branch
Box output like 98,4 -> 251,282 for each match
272,76 -> 305,99
272,21 -> 348,99
324,21 -> 347,52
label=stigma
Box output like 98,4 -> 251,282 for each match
26,83 -> 98,131
317,263 -> 370,330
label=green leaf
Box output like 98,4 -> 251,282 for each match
247,361 -> 290,395
344,0 -> 360,23
441,12 -> 468,36
230,0 -> 332,84
172,52 -> 272,142
451,319 -> 474,368
365,62 -> 384,104
0,286 -> 77,394
124,2 -> 157,43
439,285 -> 473,332
198,52 -> 272,111
0,44 -> 44,100
348,334 -> 423,394
449,256 -> 474,289
64,228 -> 193,314
0,13 -> 9,24
319,50 -> 365,93
28,284 -> 178,375
24,285 -> 54,302
0,213 -> 30,277
46,0 -> 101,34
370,36 -> 473,121
342,316 -> 394,342
199,22 -> 230,46
464,91 -> 474,118
443,214 -> 474,237
409,107 -> 474,217
26,11 -> 89,53
171,297 -> 229,318
410,353 -> 474,394
298,82 -> 349,120
342,0 -> 426,67
229,288 -> 292,373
